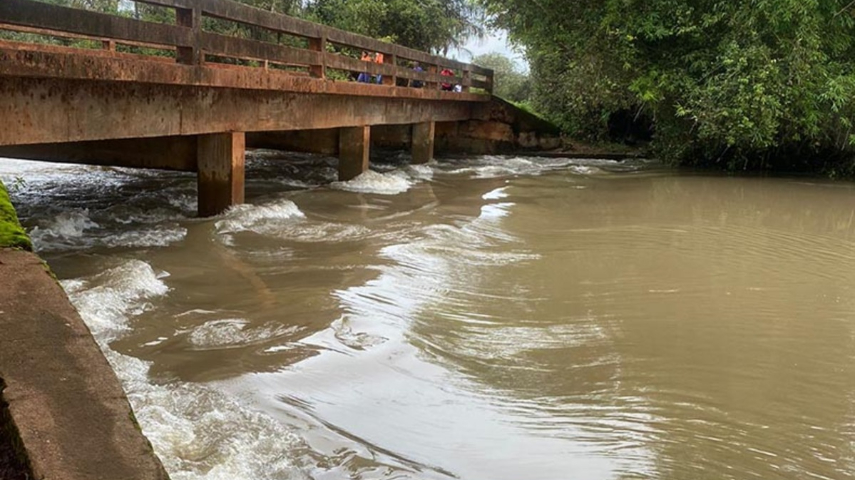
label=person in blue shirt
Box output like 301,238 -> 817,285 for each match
357,51 -> 372,83
411,62 -> 424,88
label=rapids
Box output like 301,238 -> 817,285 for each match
2,152 -> 854,480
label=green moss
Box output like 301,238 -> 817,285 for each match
0,182 -> 31,251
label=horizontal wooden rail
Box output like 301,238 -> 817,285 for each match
134,0 -> 195,9
0,0 -> 494,94
199,32 -> 322,67
0,23 -> 179,54
199,0 -> 324,40
0,0 -> 192,48
325,55 -> 469,86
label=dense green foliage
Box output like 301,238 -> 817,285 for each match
304,0 -> 482,53
479,0 -> 855,172
472,52 -> 530,103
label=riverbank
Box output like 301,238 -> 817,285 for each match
0,181 -> 33,480
0,181 -> 169,480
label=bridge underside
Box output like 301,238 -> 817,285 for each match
0,49 -> 555,217
0,64 -> 474,216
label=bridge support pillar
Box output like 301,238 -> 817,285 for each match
338,126 -> 370,181
197,132 -> 245,217
411,121 -> 435,164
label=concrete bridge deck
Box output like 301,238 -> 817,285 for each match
0,0 -> 510,216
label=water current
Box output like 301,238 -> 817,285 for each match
2,152 -> 855,480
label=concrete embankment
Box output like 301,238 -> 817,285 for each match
0,181 -> 169,480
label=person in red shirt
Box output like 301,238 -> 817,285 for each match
440,68 -> 454,91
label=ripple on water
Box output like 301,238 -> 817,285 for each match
62,260 -> 310,480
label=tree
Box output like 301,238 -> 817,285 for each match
478,0 -> 855,173
304,0 -> 483,53
472,52 -> 530,103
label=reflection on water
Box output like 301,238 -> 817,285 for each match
2,153 -> 855,480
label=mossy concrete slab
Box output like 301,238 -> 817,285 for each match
0,182 -> 31,251
0,249 -> 169,480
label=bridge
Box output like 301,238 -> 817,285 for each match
0,0 -> 560,217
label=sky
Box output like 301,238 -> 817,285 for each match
454,30 -> 529,72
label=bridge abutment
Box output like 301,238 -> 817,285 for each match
197,132 -> 246,217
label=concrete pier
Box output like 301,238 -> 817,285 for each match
197,132 -> 246,217
338,126 -> 371,181
411,121 -> 435,164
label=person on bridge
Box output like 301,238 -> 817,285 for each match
373,52 -> 385,84
357,51 -> 372,83
440,68 -> 455,91
411,62 -> 424,88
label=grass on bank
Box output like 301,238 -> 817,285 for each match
0,182 -> 31,251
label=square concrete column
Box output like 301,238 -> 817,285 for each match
197,132 -> 245,217
339,126 -> 370,181
411,121 -> 435,164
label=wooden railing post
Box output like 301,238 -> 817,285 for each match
462,67 -> 471,93
382,53 -> 396,86
427,64 -> 438,90
308,35 -> 326,79
176,5 -> 201,65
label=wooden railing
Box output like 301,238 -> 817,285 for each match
0,0 -> 494,94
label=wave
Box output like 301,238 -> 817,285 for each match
62,260 -> 309,480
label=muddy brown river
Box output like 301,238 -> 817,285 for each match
2,153 -> 854,480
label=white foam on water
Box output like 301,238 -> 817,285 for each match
438,155 -> 626,179
61,260 -> 168,342
101,227 -> 188,249
29,209 -> 99,249
402,163 -> 434,181
482,187 -> 509,200
215,199 -> 305,234
110,206 -> 189,225
214,199 -> 375,243
188,318 -> 301,350
25,206 -> 188,252
62,260 -> 309,480
479,202 -> 513,220
108,352 -> 308,480
570,165 -> 603,175
270,223 -> 372,243
330,170 -> 413,195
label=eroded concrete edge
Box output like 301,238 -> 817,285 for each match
0,179 -> 170,480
